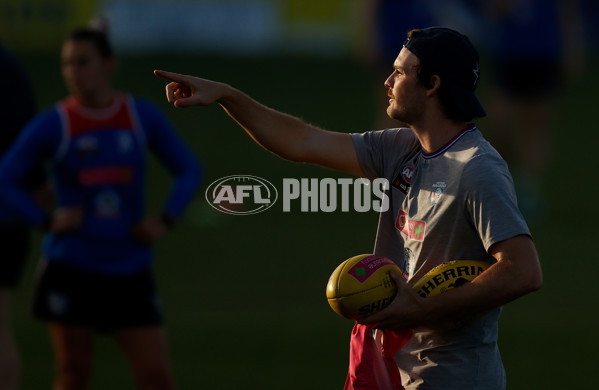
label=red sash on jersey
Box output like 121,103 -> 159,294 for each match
344,324 -> 412,390
58,94 -> 139,186
59,94 -> 136,137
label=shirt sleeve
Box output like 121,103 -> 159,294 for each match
135,99 -> 202,218
462,151 -> 531,251
0,109 -> 62,226
351,128 -> 420,181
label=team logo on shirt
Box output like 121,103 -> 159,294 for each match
393,165 -> 415,195
401,165 -> 414,183
117,132 -> 134,153
430,181 -> 447,206
75,136 -> 99,157
395,210 -> 426,241
94,189 -> 122,218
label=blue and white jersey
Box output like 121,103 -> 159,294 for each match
0,93 -> 201,274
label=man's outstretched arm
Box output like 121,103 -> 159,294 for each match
154,70 -> 364,177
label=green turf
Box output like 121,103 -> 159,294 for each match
10,52 -> 599,389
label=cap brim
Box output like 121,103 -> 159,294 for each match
446,84 -> 487,118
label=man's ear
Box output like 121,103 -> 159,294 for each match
426,75 -> 441,96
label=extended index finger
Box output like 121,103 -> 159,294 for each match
154,69 -> 188,83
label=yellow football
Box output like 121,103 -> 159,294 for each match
412,260 -> 491,327
412,260 -> 490,298
326,257 -> 491,323
326,254 -> 401,320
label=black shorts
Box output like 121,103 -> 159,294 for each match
0,226 -> 31,288
33,261 -> 164,332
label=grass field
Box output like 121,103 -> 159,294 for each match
11,51 -> 599,389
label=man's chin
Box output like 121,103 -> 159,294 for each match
386,106 -> 395,119
386,107 -> 401,122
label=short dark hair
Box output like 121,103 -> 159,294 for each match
68,27 -> 113,59
414,61 -> 473,122
405,28 -> 485,122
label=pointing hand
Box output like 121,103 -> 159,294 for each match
154,70 -> 230,108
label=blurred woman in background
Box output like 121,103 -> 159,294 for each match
0,26 -> 201,390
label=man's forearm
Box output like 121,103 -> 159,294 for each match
218,86 -> 317,162
421,235 -> 543,327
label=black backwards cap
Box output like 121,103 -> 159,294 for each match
403,27 -> 486,118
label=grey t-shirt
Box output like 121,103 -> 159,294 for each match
351,126 -> 530,389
